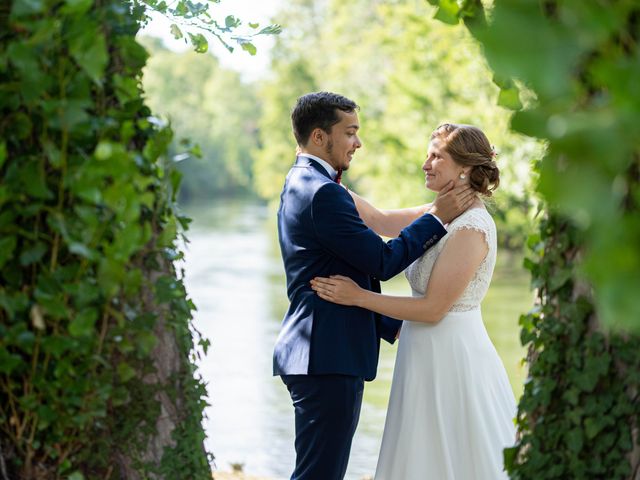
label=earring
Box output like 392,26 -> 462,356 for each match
459,173 -> 466,180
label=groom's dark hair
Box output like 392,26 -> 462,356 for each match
291,92 -> 359,146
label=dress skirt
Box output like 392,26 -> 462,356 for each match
374,308 -> 517,480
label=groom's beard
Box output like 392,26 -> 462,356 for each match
325,140 -> 349,171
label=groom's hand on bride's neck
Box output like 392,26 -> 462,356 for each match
429,181 -> 475,225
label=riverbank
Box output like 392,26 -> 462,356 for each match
213,472 -> 373,480
213,472 -> 276,480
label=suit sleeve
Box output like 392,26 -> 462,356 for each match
311,183 -> 447,281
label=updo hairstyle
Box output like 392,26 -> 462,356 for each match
430,123 -> 500,196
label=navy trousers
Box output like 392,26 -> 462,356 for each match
281,374 -> 365,480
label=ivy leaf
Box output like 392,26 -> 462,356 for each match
10,0 -> 46,17
20,159 -> 53,200
548,268 -> 572,291
68,242 -> 98,260
566,428 -> 584,453
19,242 -> 48,266
136,331 -> 157,356
62,0 -> 93,15
0,349 -> 21,374
0,141 -> 6,169
0,236 -> 17,269
117,362 -> 136,382
68,308 -> 98,337
69,27 -> 108,85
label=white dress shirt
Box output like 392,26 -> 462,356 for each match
298,153 -> 339,181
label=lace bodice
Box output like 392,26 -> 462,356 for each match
405,207 -> 497,312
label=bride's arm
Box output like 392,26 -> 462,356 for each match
349,189 -> 430,238
310,228 -> 488,323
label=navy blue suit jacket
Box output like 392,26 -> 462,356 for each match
273,157 -> 447,381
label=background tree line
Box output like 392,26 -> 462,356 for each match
142,0 -> 544,251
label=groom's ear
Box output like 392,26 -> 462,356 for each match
310,128 -> 325,146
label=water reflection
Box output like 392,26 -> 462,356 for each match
182,200 -> 528,480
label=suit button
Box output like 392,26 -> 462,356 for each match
432,234 -> 438,240
422,243 -> 428,249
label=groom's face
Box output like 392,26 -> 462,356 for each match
323,110 -> 362,171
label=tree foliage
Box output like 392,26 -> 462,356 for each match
141,37 -> 261,201
139,0 -> 281,55
253,0 -> 544,250
427,0 -> 640,477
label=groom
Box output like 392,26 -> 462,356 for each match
274,91 -> 472,479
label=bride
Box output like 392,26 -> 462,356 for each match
311,123 -> 517,480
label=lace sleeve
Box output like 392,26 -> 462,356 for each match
446,208 -> 497,312
447,208 -> 494,252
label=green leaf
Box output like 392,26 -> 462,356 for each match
548,268 -> 572,292
115,36 -> 149,70
19,242 -> 48,266
503,446 -> 518,469
433,0 -> 460,25
0,141 -> 6,169
68,242 -> 97,260
497,86 -> 523,110
0,236 -> 17,269
69,27 -> 108,84
117,362 -> 136,382
188,33 -> 208,53
10,0 -> 46,17
257,24 -> 282,36
68,472 -> 85,480
136,331 -> 157,355
62,0 -> 93,15
68,308 -> 99,337
225,15 -> 240,29
20,159 -> 53,200
170,23 -> 183,40
0,349 -> 22,374
240,42 -> 257,56
566,428 -> 584,453
8,112 -> 33,140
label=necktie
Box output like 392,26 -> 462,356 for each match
335,169 -> 342,184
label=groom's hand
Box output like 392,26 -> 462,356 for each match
429,181 -> 475,224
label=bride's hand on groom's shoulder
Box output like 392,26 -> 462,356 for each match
310,275 -> 363,306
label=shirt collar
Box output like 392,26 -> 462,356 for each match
298,153 -> 338,180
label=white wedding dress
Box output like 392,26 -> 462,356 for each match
375,208 -> 517,480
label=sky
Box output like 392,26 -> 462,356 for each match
140,0 -> 283,81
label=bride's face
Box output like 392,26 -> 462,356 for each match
422,138 -> 463,192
